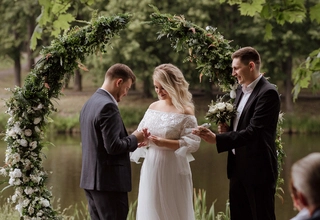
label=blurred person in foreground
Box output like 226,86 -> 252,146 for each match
131,63 -> 200,220
193,47 -> 280,220
290,152 -> 320,220
79,63 -> 149,220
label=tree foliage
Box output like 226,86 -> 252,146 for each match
221,0 -> 320,100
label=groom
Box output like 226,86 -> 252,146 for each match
193,47 -> 280,220
80,63 -> 148,220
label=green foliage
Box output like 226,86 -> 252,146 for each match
293,48 -> 320,101
310,3 -> 320,23
1,14 -> 131,219
193,189 -> 230,220
32,0 -> 96,49
148,5 -> 237,92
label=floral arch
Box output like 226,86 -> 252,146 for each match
0,14 -> 131,219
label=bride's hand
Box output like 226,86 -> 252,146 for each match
148,135 -> 164,147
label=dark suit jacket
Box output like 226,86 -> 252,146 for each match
307,209 -> 320,220
79,89 -> 138,192
216,77 -> 280,185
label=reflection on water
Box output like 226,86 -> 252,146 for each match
1,134 -> 320,218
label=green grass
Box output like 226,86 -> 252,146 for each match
0,190 -> 229,220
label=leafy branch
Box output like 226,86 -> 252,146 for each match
148,5 -> 237,92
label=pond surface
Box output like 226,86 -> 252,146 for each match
0,134 -> 319,219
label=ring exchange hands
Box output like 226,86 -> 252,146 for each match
133,128 -> 150,147
192,126 -> 216,144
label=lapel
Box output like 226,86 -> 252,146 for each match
237,77 -> 265,127
234,85 -> 243,108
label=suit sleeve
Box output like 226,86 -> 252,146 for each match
100,103 -> 138,155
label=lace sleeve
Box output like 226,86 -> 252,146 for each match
175,116 -> 201,169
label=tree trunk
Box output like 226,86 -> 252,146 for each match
13,53 -> 21,87
74,69 -> 82,91
282,57 -> 294,113
27,17 -> 35,70
142,75 -> 152,98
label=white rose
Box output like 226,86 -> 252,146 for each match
22,198 -> 30,207
34,126 -> 40,133
40,198 -> 50,207
28,206 -> 34,215
216,102 -> 226,111
230,90 -> 236,99
9,168 -> 22,178
0,167 -> 7,176
226,103 -> 234,112
20,139 -> 28,147
29,141 -> 38,150
33,117 -> 41,125
24,187 -> 34,195
208,106 -> 218,114
24,129 -> 32,136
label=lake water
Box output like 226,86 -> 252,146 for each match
1,134 -> 319,219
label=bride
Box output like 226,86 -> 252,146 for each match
131,63 -> 201,220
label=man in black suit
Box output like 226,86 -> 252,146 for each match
80,63 -> 148,220
193,47 -> 280,220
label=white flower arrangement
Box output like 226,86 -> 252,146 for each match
205,96 -> 237,124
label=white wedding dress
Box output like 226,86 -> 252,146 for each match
131,109 -> 201,220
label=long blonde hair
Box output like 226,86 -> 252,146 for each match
153,64 -> 194,113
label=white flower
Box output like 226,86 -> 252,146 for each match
30,175 -> 42,184
22,198 -> 30,207
33,104 -> 43,110
216,102 -> 226,111
230,89 -> 236,99
20,139 -> 28,147
24,129 -> 32,137
34,126 -> 40,133
12,153 -> 21,164
24,187 -> 34,195
28,206 -> 34,215
40,198 -> 50,207
15,203 -> 23,216
29,141 -> 38,150
0,167 -> 7,176
208,106 -> 218,114
226,103 -> 234,112
33,117 -> 42,125
9,168 -> 22,178
11,194 -> 17,203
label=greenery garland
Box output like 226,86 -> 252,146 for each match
149,6 -> 285,199
0,14 -> 131,219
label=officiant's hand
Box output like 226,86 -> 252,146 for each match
218,122 -> 229,134
192,126 -> 216,144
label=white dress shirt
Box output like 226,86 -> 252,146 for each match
232,74 -> 262,154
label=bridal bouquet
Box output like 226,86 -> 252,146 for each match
205,97 -> 237,124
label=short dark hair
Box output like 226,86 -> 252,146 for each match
232,47 -> 261,70
105,63 -> 136,83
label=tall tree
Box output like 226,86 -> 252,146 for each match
0,0 -> 41,86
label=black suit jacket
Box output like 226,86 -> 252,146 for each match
79,89 -> 138,192
216,77 -> 280,185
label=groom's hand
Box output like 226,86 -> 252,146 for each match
192,126 -> 216,144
